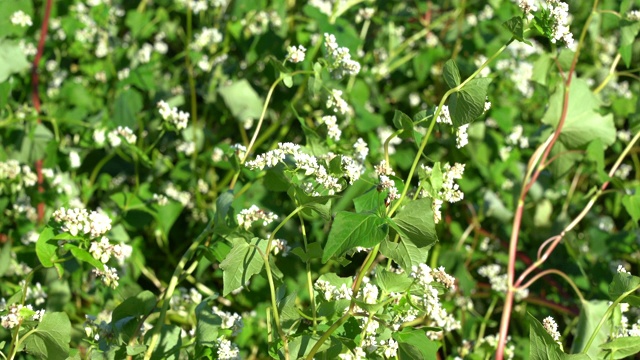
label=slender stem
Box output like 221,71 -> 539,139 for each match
297,211 -> 318,332
305,311 -> 352,360
517,269 -> 586,303
582,282 -> 640,353
593,54 -> 621,94
475,295 -> 499,351
143,219 -> 215,360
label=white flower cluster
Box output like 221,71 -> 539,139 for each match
0,160 -> 38,194
628,10 -> 640,21
286,45 -> 306,63
10,10 -> 32,27
270,238 -> 291,257
324,33 -> 361,79
338,347 -> 367,360
236,205 -> 278,230
544,0 -> 574,47
456,124 -> 469,149
314,279 -> 353,301
435,105 -> 452,125
157,100 -> 190,130
506,124 -> 530,149
1,304 -> 44,329
420,162 -> 465,223
478,264 -> 529,300
377,170 -> 400,204
93,264 -> 119,289
356,8 -> 375,23
52,207 -> 112,238
89,236 -> 128,263
326,89 -> 351,115
613,300 -> 640,337
164,183 -> 193,207
411,264 -> 456,291
358,283 -> 379,304
542,316 -> 561,341
320,115 -> 341,141
216,337 -> 241,360
94,126 -> 137,147
192,28 -> 223,51
212,306 -> 244,336
245,142 -> 356,195
309,0 -> 347,17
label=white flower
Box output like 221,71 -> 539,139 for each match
216,337 -> 241,360
456,124 -> 469,148
236,205 -> 278,230
286,45 -> 306,63
543,316 -> 561,341
157,100 -> 190,130
69,151 -> 81,169
11,11 -> 32,27
436,105 -> 452,125
324,33 -> 361,78
326,89 -> 351,115
93,265 -> 119,289
628,10 -> 640,21
321,115 -> 341,141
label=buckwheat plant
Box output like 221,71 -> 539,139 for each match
1,0 -> 639,359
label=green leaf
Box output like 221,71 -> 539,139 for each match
277,289 -> 300,331
0,0 -> 33,38
288,186 -> 334,221
541,79 -> 616,149
449,78 -> 492,127
0,39 -> 30,82
220,238 -> 266,296
532,53 -> 552,85
391,198 -> 438,248
0,240 -> 11,276
608,272 -> 640,306
322,212 -> 389,263
380,238 -> 430,271
353,188 -> 385,214
503,16 -> 531,44
393,328 -> 440,360
195,298 -> 222,349
218,79 -> 264,122
19,124 -> 54,164
150,325 -> 182,360
114,88 -> 143,130
528,313 -> 564,360
214,191 -> 235,234
391,110 -> 414,139
157,201 -> 184,236
63,243 -> 104,269
23,312 -> 71,360
585,139 -> 608,183
376,269 -> 413,293
622,189 -> 640,226
36,227 -> 58,268
442,59 -> 461,89
600,336 -> 640,359
112,290 -> 157,323
571,300 -> 612,356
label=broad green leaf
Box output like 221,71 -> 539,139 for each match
277,289 -> 300,331
608,272 -> 640,306
0,0 -> 34,38
322,212 -> 389,263
376,269 -> 413,293
288,186 -> 334,221
533,199 -> 553,227
621,189 -> 640,226
353,188 -> 385,214
19,124 -> 54,164
150,324 -> 181,360
218,79 -> 264,122
391,110 -> 414,140
0,39 -> 30,82
195,299 -> 222,348
585,139 -> 608,183
291,242 -> 323,262
214,191 -> 235,234
0,240 -> 11,276
380,238 -> 430,271
528,313 -> 564,360
532,53 -> 552,85
220,238 -> 266,296
391,198 -> 438,248
600,336 -> 640,359
36,227 -> 58,268
112,290 -> 156,323
571,300 -> 612,356
157,201 -> 184,236
541,79 -> 616,149
620,19 -> 640,48
449,78 -> 492,127
63,243 -> 104,269
393,328 -> 440,360
503,16 -> 531,44
23,312 -> 71,360
443,59 -> 461,89
114,88 -> 143,130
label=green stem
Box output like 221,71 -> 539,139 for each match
143,219 -> 215,360
581,282 -> 640,353
305,311 -> 352,360
297,211 -> 318,332
476,295 -> 499,350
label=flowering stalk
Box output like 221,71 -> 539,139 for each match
496,2 -> 601,357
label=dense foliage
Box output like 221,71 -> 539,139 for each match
1,0 -> 640,359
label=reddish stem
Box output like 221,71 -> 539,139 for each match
32,0 -> 54,223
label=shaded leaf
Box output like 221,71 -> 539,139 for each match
449,78 -> 492,127
322,212 -> 388,263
